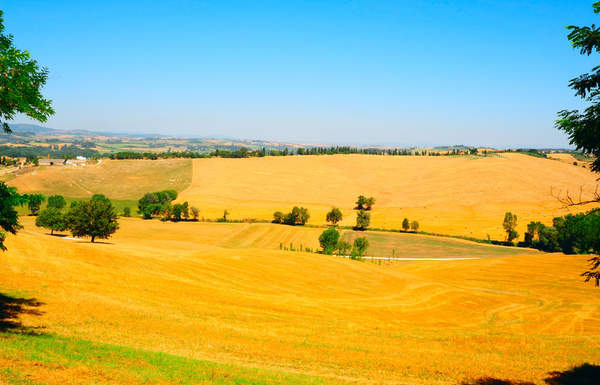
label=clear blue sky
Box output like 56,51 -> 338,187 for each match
3,1 -> 599,147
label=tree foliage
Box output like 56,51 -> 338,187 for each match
24,193 -> 44,216
402,218 -> 410,231
273,207 -> 310,225
138,190 -> 177,219
35,207 -> 66,235
326,207 -> 343,225
319,227 -> 340,255
502,212 -> 518,242
47,195 -> 66,210
0,182 -> 22,250
355,195 -> 375,210
555,3 -> 600,285
355,210 -> 370,230
0,10 -> 54,132
351,237 -> 369,259
410,220 -> 420,232
66,196 -> 119,242
555,2 -> 600,173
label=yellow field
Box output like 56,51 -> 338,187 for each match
5,154 -> 598,240
178,153 -> 599,239
6,159 -> 191,199
1,217 -> 599,384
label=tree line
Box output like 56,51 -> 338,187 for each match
107,145 -> 485,161
137,190 -> 200,222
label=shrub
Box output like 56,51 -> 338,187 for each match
122,207 -> 131,217
319,227 -> 340,255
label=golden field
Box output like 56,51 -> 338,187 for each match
5,154 -> 599,240
178,153 -> 599,239
1,217 -> 599,384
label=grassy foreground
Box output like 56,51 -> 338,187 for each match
0,331 -> 335,385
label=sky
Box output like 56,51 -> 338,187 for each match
3,0 -> 599,148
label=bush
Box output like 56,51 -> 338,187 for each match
319,227 -> 340,255
122,207 -> 131,217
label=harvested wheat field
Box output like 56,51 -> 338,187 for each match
6,154 -> 599,240
1,217 -> 599,385
178,153 -> 599,239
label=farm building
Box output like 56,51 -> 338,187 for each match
38,158 -> 66,166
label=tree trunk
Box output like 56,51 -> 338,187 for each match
50,229 -> 53,235
91,235 -> 95,243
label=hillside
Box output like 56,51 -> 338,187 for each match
6,153 -> 598,239
1,217 -> 598,384
177,153 -> 599,238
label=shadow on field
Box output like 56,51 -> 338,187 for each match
0,292 -> 45,335
462,363 -> 600,385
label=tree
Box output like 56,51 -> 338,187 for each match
355,195 -> 367,210
326,207 -> 343,226
355,210 -> 370,230
0,10 -> 54,133
336,240 -> 352,256
66,197 -> 119,242
355,195 -> 375,210
410,220 -> 420,232
137,190 -> 177,219
35,207 -> 66,235
503,212 -> 518,242
351,237 -> 369,259
556,2 -> 600,176
25,194 -> 44,216
171,203 -> 184,222
272,211 -> 285,224
402,218 -> 410,232
0,182 -> 22,250
47,195 -> 66,210
319,227 -> 340,255
190,206 -> 199,221
223,209 -> 229,221
555,3 -> 600,284
122,207 -> 131,217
